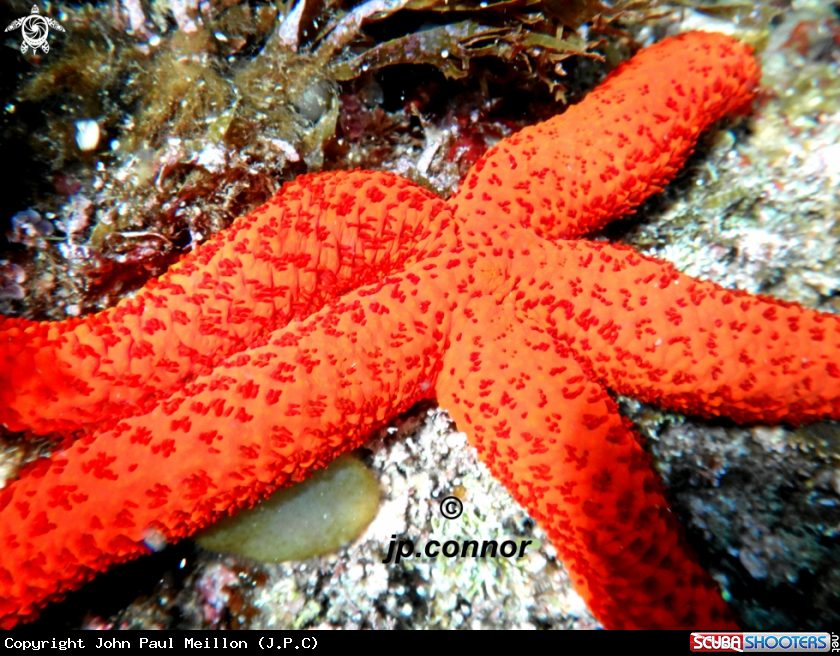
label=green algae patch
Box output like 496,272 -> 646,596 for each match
196,455 -> 380,563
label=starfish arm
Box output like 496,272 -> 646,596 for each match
0,265 -> 454,628
518,240 -> 840,424
449,31 -> 759,240
436,297 -> 735,629
0,170 -> 453,435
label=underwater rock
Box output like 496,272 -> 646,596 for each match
196,454 -> 380,563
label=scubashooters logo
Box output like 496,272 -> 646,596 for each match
690,633 -> 833,653
693,634 -> 743,653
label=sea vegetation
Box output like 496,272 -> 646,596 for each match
1,0 -> 655,319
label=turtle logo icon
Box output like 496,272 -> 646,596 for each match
5,5 -> 65,54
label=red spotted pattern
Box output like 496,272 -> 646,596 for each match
3,33 -> 832,629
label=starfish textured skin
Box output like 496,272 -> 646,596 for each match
1,31 -> 836,629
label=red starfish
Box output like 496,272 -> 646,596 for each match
1,31 -> 835,629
